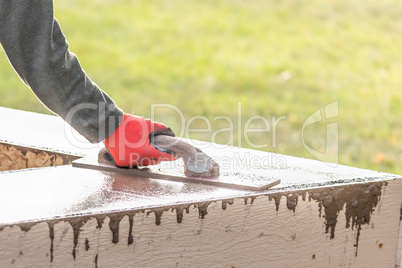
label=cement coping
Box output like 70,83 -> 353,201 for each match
0,107 -> 400,226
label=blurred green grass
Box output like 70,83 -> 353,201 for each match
1,0 -> 401,174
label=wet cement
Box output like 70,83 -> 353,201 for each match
0,164 -> 397,228
85,238 -> 90,251
174,204 -> 191,224
268,194 -> 282,211
69,217 -> 90,259
0,107 -> 401,263
222,199 -> 234,210
266,181 -> 386,257
286,193 -> 299,212
0,176 -> 393,263
96,215 -> 107,229
310,182 -> 385,256
94,254 -> 98,268
128,214 -> 134,245
0,108 -> 399,227
47,221 -> 55,262
109,214 -> 125,243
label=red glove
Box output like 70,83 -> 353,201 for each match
103,114 -> 177,167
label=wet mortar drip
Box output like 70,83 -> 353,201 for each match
108,214 -> 125,243
197,202 -> 212,219
94,254 -> 98,268
18,222 -> 37,232
222,199 -> 235,210
175,204 -> 191,224
266,193 -> 299,213
68,217 -> 90,260
85,238 -> 90,251
1,219 -> 60,263
176,207 -> 184,224
0,180 -> 391,263
308,181 -> 385,256
126,211 -> 138,245
127,214 -> 134,245
400,203 -> 402,221
244,196 -> 256,205
301,192 -> 306,201
268,194 -> 282,211
156,209 -> 167,226
148,208 -> 166,226
265,181 -> 387,257
346,183 -> 383,256
47,221 -> 57,262
286,193 -> 299,212
95,215 -> 107,229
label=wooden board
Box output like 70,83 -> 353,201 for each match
72,141 -> 281,191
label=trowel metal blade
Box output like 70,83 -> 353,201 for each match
72,146 -> 281,191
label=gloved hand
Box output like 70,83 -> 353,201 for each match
103,113 -> 177,167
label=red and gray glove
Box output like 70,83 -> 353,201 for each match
103,113 -> 177,167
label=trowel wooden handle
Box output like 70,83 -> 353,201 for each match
98,136 -> 220,178
152,135 -> 220,178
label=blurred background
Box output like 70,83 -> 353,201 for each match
0,0 -> 401,174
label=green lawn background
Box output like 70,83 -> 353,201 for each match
1,0 -> 401,174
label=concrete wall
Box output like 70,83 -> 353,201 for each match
1,179 -> 400,267
0,107 -> 401,267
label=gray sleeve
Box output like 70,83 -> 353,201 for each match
0,0 -> 123,143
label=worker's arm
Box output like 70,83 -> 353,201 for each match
0,0 -> 122,143
0,1 -> 176,166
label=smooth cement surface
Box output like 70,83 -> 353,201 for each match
0,107 -> 399,226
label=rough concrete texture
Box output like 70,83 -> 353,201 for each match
0,143 -> 79,171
